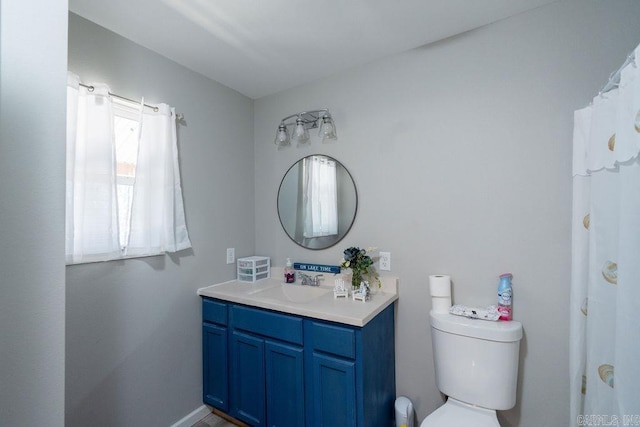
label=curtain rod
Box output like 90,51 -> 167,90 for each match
79,82 -> 160,112
601,51 -> 636,94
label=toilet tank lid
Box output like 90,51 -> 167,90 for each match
430,311 -> 523,342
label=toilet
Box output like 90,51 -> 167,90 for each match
421,310 -> 523,426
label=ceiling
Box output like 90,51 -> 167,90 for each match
69,0 -> 557,99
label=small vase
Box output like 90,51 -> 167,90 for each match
352,272 -> 362,290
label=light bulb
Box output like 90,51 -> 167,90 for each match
274,123 -> 290,146
320,116 -> 337,142
322,121 -> 333,136
292,118 -> 309,144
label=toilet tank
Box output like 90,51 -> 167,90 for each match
430,311 -> 523,410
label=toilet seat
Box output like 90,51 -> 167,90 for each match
420,398 -> 500,427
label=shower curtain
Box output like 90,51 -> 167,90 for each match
571,45 -> 640,426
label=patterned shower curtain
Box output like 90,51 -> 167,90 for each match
571,45 -> 640,426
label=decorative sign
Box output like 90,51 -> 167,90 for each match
293,262 -> 341,274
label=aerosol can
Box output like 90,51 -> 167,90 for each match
497,273 -> 513,321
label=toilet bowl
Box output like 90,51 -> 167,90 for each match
420,398 -> 499,427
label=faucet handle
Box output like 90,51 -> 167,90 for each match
297,272 -> 323,286
298,272 -> 311,285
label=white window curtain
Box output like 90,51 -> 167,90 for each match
302,155 -> 338,238
66,72 -> 121,263
126,103 -> 191,256
66,71 -> 191,263
571,44 -> 640,425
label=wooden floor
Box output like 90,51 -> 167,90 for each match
191,412 -> 237,427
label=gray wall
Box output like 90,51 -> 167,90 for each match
254,2 -> 640,426
0,1 -> 67,426
66,14 -> 254,426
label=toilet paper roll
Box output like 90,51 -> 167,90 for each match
432,297 -> 452,314
429,275 -> 451,297
429,275 -> 452,314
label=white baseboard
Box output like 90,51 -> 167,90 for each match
170,404 -> 211,427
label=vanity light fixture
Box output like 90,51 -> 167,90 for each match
274,109 -> 337,148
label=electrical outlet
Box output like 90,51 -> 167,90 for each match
226,248 -> 235,264
379,251 -> 391,271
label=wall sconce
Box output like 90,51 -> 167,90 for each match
274,109 -> 337,148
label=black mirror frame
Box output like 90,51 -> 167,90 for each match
277,154 -> 358,250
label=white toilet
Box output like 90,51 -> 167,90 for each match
421,310 -> 523,426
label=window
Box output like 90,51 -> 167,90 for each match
113,101 -> 140,248
66,72 -> 191,264
302,155 -> 338,238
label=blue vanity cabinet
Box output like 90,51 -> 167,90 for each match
304,303 -> 396,427
201,297 -> 395,427
202,299 -> 229,412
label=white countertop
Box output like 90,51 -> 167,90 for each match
197,274 -> 398,327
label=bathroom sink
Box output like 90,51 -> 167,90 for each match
253,284 -> 332,304
208,280 -> 279,296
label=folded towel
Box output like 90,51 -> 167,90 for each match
449,304 -> 500,321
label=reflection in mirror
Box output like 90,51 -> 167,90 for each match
278,155 -> 357,250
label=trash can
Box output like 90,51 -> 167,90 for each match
395,396 -> 414,427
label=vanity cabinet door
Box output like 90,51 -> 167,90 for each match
202,323 -> 228,411
304,304 -> 396,427
230,331 -> 266,426
311,352 -> 356,427
265,340 -> 305,427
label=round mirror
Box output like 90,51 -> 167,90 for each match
278,155 -> 357,250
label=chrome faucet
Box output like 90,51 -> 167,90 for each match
298,272 -> 323,286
